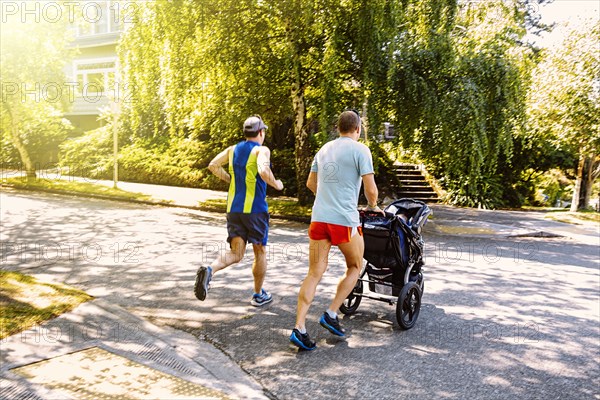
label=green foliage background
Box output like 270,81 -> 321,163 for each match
5,0 -> 597,209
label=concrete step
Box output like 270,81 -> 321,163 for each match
399,183 -> 436,190
393,168 -> 420,173
394,170 -> 422,176
398,179 -> 429,185
399,186 -> 434,192
396,191 -> 438,198
398,197 -> 438,203
396,175 -> 427,181
398,188 -> 437,196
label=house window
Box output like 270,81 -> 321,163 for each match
74,1 -> 123,36
74,59 -> 118,96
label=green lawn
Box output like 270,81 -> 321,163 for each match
199,198 -> 312,219
543,209 -> 600,225
3,177 -> 154,202
0,271 -> 93,339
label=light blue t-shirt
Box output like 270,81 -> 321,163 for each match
310,136 -> 375,227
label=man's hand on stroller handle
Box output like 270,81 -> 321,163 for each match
365,204 -> 385,215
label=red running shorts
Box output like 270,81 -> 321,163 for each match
308,222 -> 363,245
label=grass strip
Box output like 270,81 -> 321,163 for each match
199,198 -> 312,219
3,177 -> 153,202
0,270 -> 93,339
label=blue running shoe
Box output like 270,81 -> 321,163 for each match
289,329 -> 316,351
319,312 -> 345,337
194,266 -> 212,301
250,289 -> 273,307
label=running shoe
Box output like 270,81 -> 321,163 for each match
319,312 -> 346,337
289,329 -> 316,351
194,266 -> 212,301
250,289 -> 273,307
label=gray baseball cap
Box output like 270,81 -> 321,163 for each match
243,116 -> 268,133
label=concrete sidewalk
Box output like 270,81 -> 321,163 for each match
85,178 -> 228,207
1,299 -> 268,400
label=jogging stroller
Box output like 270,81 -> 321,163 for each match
340,198 -> 432,329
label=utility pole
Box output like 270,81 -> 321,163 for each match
362,98 -> 369,142
111,100 -> 119,189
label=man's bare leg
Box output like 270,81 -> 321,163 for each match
329,232 -> 364,313
251,243 -> 267,294
210,236 -> 246,274
195,237 -> 246,301
294,238 -> 331,331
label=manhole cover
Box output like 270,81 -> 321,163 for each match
11,347 -> 231,399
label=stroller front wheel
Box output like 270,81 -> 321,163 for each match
396,282 -> 422,330
340,279 -> 363,315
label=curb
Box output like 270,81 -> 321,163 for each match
1,184 -> 311,224
0,297 -> 270,400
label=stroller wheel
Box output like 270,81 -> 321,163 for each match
340,279 -> 363,315
396,282 -> 421,330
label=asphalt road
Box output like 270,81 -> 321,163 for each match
1,189 -> 598,400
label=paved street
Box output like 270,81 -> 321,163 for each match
1,189 -> 598,399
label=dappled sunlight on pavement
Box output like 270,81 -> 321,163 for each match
1,189 -> 598,399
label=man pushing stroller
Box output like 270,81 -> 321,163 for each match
290,110 -> 383,351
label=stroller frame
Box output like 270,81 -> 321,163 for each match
340,198 -> 432,329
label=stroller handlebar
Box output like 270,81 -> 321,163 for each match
359,209 -> 391,218
360,199 -> 432,235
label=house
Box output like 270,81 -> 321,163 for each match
64,0 -> 126,134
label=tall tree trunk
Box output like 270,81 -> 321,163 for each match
579,154 -> 599,210
361,95 -> 369,142
570,152 -> 585,212
288,34 -> 312,206
4,104 -> 36,179
578,155 -> 593,209
291,79 -> 312,206
591,156 -> 600,212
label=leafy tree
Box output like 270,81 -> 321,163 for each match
117,0 -> 400,202
111,0 -> 547,209
527,20 -> 600,210
389,0 -> 535,208
0,13 -> 73,177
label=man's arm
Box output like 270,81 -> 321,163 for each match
362,173 -> 383,213
306,171 -> 318,194
256,147 -> 284,190
208,146 -> 233,183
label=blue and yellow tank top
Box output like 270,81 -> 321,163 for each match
227,141 -> 268,213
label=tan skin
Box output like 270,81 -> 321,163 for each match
207,129 -> 283,293
295,125 -> 383,332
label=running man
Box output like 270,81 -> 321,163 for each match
290,110 -> 383,350
195,115 -> 284,306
